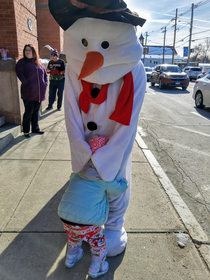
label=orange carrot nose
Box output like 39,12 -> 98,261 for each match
78,51 -> 104,80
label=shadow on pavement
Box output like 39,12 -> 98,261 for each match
148,85 -> 190,94
0,180 -> 124,280
40,108 -> 63,121
194,107 -> 210,120
0,134 -> 29,156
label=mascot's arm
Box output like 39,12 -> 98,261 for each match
65,66 -> 92,173
106,179 -> 128,195
92,62 -> 146,182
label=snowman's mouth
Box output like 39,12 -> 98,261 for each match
78,51 -> 104,80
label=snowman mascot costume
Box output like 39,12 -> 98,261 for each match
49,0 -> 146,257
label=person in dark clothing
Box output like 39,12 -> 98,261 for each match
16,44 -> 48,138
46,49 -> 65,111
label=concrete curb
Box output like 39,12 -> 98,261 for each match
0,125 -> 21,152
135,132 -> 210,270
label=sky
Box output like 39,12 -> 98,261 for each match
125,0 -> 210,57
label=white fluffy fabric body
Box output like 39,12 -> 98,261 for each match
63,17 -> 146,256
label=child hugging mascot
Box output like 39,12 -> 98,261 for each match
49,0 -> 146,257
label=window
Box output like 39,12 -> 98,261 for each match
191,67 -> 201,71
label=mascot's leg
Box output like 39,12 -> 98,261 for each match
104,155 -> 131,257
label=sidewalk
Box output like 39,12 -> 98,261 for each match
0,107 -> 209,280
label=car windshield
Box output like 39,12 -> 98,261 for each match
161,66 -> 182,73
145,67 -> 152,72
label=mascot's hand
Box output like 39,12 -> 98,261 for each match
78,160 -> 101,181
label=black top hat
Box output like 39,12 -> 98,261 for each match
48,0 -> 146,31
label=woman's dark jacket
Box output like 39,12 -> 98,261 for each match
16,58 -> 48,102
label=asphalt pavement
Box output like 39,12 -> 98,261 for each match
0,106 -> 210,280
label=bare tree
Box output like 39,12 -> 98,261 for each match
202,38 -> 210,62
190,38 -> 210,62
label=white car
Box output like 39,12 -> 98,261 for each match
192,73 -> 210,108
144,67 -> 153,81
197,69 -> 210,79
183,66 -> 202,80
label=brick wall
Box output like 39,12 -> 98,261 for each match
0,0 -> 39,60
0,1 -> 64,60
36,0 -> 64,56
0,1 -> 18,59
14,0 -> 38,60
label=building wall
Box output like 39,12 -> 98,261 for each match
36,0 -> 64,55
0,1 -> 18,59
0,0 -> 38,60
0,0 -> 64,59
0,60 -> 22,124
14,0 -> 38,59
0,0 -> 64,125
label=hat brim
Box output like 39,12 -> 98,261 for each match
49,0 -> 146,31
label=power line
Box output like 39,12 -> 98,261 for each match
192,37 -> 210,42
192,29 -> 210,35
175,29 -> 210,44
143,1 -> 210,56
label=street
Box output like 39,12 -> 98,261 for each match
138,80 -> 210,240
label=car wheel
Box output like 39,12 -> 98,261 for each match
151,79 -> 155,86
182,86 -> 187,90
159,79 -> 163,89
195,91 -> 205,109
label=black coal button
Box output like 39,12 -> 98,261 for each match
87,122 -> 97,131
91,88 -> 100,98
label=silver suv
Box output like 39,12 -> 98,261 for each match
183,66 -> 202,80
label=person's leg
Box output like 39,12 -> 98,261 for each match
85,226 -> 109,278
57,78 -> 65,110
47,81 -> 57,108
22,100 -> 34,135
63,223 -> 84,268
31,101 -> 41,132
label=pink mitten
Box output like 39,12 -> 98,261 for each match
89,136 -> 109,154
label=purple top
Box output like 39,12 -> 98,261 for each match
16,58 -> 48,102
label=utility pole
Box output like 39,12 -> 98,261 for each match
172,9 -> 178,64
143,32 -> 149,65
187,3 -> 194,66
162,27 -> 166,63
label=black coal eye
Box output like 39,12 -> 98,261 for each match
101,41 -> 109,49
82,38 -> 88,47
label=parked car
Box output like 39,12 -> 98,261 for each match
144,67 -> 153,81
182,66 -> 202,80
193,73 -> 210,109
197,69 -> 210,79
150,64 -> 189,90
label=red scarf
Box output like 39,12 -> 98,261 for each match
79,72 -> 134,126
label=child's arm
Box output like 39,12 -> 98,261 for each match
106,179 -> 128,196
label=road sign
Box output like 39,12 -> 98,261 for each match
183,47 -> 188,57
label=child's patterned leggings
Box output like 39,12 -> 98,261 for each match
63,223 -> 106,256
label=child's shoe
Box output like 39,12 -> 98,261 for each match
88,252 -> 109,278
65,244 -> 84,268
